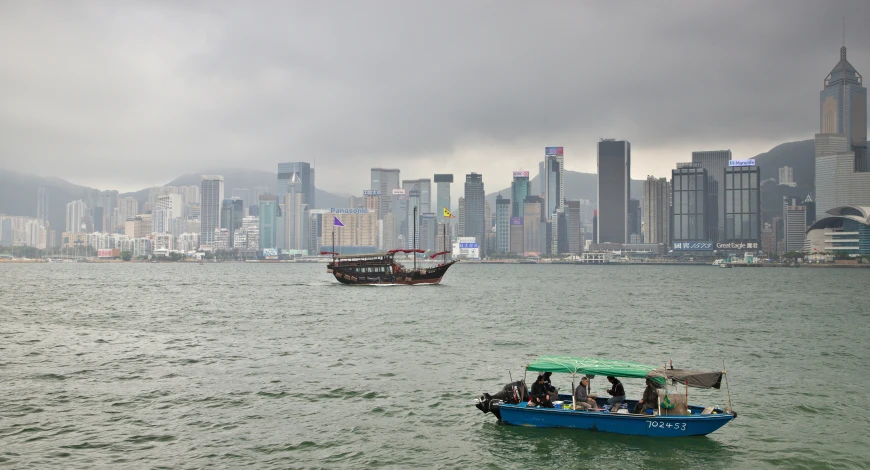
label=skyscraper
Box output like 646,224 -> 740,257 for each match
642,177 -> 671,245
37,187 -> 48,227
434,174 -> 453,225
627,199 -> 641,243
564,200 -> 583,254
723,165 -> 761,248
402,178 -> 432,214
691,150 -> 732,242
543,147 -> 565,217
510,171 -> 530,218
200,175 -> 224,249
65,200 -> 87,233
371,168 -> 400,220
523,196 -> 543,254
820,44 -> 867,147
258,195 -> 279,250
463,173 -> 485,257
784,203 -> 807,253
232,188 -> 251,213
671,167 -> 710,246
277,162 -> 315,207
495,195 -> 510,253
221,198 -> 244,248
457,197 -> 465,237
597,139 -> 630,243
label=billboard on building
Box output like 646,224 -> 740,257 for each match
716,242 -> 760,250
545,147 -> 564,156
510,217 -> 524,225
728,159 -> 756,167
330,208 -> 374,214
262,248 -> 278,257
408,189 -> 420,197
672,242 -> 714,251
392,189 -> 406,195
363,190 -> 381,196
676,162 -> 701,168
97,249 -> 120,258
512,171 -> 530,178
459,242 -> 479,249
422,213 -> 435,219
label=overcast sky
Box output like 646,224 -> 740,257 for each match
0,1 -> 868,194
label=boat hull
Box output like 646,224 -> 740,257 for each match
329,261 -> 457,285
496,403 -> 734,437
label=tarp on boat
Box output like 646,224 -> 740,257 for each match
647,368 -> 723,389
526,356 -> 658,380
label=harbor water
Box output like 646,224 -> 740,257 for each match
1,263 -> 868,469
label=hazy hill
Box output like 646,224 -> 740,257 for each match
121,169 -> 350,209
752,139 -> 814,221
0,169 -> 95,234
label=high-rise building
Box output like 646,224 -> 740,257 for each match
523,196 -> 543,254
597,139 -> 631,243
277,162 -> 315,207
495,195 -> 511,254
510,171 -> 531,218
120,197 -> 139,223
371,168 -> 401,220
402,179 -> 432,214
258,195 -> 280,250
232,188 -> 251,213
815,134 -> 870,214
434,174 -> 453,225
509,217 -> 524,254
642,177 -> 671,245
419,213 -> 437,252
779,166 -> 795,186
284,193 -> 308,252
543,147 -> 565,218
200,175 -> 224,249
691,150 -> 731,242
156,193 -> 183,235
320,210 -> 378,252
564,200 -> 583,254
784,204 -> 807,253
671,167 -> 711,247
820,44 -> 867,147
723,166 -> 761,248
387,191 -> 408,250
65,200 -> 87,233
627,199 -> 641,243
37,187 -> 48,227
221,198 -> 244,249
457,197 -> 465,237
463,173 -> 485,257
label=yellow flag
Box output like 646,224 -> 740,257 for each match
443,207 -> 455,218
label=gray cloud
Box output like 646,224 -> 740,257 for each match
0,0 -> 867,193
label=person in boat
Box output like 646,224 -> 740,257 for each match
527,374 -> 554,408
543,372 -> 558,401
573,376 -> 599,410
633,378 -> 659,414
605,376 -> 626,406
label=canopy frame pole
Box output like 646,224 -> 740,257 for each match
723,360 -> 733,413
571,373 -> 576,411
523,367 -> 527,403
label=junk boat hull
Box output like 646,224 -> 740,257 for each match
325,250 -> 457,285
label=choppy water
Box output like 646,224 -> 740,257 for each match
1,263 -> 868,469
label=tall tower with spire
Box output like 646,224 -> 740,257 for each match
820,43 -> 867,147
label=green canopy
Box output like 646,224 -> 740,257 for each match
526,355 -> 659,380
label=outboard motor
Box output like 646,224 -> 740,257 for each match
475,381 -> 527,421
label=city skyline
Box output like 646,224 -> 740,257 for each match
0,2 -> 868,195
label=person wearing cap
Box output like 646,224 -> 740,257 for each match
572,376 -> 599,410
527,374 -> 554,408
605,376 -> 626,406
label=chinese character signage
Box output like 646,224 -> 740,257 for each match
672,241 -> 714,250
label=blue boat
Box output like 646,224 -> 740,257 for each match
476,355 -> 736,437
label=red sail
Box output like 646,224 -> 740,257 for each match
429,251 -> 450,259
320,251 -> 338,255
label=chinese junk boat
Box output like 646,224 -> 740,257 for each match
475,355 -> 736,437
324,206 -> 457,285
325,249 -> 457,285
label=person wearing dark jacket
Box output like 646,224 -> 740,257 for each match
543,372 -> 558,401
573,376 -> 599,410
605,376 -> 626,406
633,379 -> 659,414
527,375 -> 554,407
